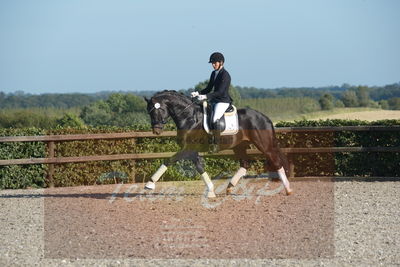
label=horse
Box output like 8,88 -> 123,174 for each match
144,90 -> 292,198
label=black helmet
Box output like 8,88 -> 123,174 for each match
208,52 -> 225,63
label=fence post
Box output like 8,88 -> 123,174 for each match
47,141 -> 55,187
131,137 -> 136,182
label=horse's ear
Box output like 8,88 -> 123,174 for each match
144,96 -> 150,103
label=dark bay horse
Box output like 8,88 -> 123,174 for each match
144,90 -> 292,198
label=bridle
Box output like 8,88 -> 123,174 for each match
148,105 -> 168,129
148,98 -> 197,129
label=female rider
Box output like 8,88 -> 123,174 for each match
191,52 -> 232,153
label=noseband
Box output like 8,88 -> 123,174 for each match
148,103 -> 168,129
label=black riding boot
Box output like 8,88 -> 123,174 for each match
210,120 -> 221,153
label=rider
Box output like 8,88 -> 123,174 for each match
191,52 -> 233,153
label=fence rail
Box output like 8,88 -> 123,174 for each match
1,126 -> 399,185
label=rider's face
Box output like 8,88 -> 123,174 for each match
212,61 -> 222,70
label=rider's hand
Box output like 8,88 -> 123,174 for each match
190,91 -> 199,98
197,94 -> 207,101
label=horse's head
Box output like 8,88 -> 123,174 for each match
145,90 -> 196,134
145,96 -> 169,135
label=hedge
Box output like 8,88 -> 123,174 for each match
1,119 -> 399,189
275,119 -> 400,177
0,128 -> 47,189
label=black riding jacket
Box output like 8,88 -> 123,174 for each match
200,67 -> 232,103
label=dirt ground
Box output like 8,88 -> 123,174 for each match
1,179 -> 399,266
43,179 -> 334,260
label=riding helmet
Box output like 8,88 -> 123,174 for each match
208,52 -> 225,63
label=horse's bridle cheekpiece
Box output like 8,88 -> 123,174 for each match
148,102 -> 167,128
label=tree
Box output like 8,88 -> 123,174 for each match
106,93 -> 128,113
355,86 -> 370,107
341,91 -> 359,107
379,100 -> 389,110
334,99 -> 345,108
319,94 -> 334,110
80,101 -> 112,126
124,93 -> 148,113
388,97 -> 400,110
80,93 -> 147,127
56,113 -> 86,128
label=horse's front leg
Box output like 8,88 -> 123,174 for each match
144,150 -> 216,198
144,150 -> 189,190
191,152 -> 215,198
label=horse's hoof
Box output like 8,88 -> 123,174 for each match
285,188 -> 293,196
226,186 -> 234,195
144,181 -> 155,190
207,191 -> 216,198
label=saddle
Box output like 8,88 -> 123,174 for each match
202,101 -> 239,136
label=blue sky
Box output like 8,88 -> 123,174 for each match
0,0 -> 399,94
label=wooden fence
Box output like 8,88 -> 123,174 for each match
1,126 -> 400,185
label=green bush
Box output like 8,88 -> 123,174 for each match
0,128 -> 47,189
276,119 -> 400,177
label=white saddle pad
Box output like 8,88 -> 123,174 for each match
202,102 -> 239,136
221,106 -> 239,135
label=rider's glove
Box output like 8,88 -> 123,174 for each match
197,94 -> 207,101
190,91 -> 200,98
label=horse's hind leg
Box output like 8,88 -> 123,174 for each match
226,162 -> 248,195
267,150 -> 292,195
227,143 -> 251,194
254,144 -> 293,195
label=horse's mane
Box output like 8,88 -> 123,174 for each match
152,90 -> 191,103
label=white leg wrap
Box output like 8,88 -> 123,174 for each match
201,172 -> 216,198
145,164 -> 168,190
277,167 -> 292,194
151,164 -> 168,183
230,167 -> 247,187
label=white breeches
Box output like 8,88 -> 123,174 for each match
212,102 -> 230,123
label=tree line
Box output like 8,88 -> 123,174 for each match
1,82 -> 400,129
1,82 -> 400,109
236,83 -> 400,100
